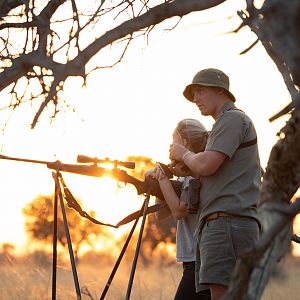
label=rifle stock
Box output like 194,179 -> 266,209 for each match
112,169 -> 182,199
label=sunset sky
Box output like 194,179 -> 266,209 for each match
0,0 -> 296,254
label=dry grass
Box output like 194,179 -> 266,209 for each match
262,255 -> 300,300
0,252 -> 181,300
1,254 -> 300,299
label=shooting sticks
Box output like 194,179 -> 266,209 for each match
0,154 -> 155,299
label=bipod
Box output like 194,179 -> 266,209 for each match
52,171 -> 82,300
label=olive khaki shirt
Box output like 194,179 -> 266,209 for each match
197,101 -> 261,230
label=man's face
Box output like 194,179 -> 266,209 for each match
192,85 -> 219,117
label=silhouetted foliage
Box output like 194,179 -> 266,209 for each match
126,155 -> 156,180
0,243 -> 15,265
22,194 -> 113,263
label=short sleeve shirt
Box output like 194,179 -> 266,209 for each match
198,102 -> 261,228
176,176 -> 199,262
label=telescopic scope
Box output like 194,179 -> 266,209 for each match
77,154 -> 135,169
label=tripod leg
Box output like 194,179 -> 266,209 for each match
125,194 -> 150,300
51,177 -> 58,300
100,213 -> 140,300
55,172 -> 82,300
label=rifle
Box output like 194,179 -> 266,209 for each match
0,154 -> 182,200
76,155 -> 182,199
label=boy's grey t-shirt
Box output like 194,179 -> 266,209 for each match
198,102 -> 261,228
176,176 -> 199,262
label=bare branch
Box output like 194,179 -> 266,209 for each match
237,2 -> 300,121
0,0 -> 29,20
0,0 -> 227,127
292,234 -> 300,244
239,39 -> 258,55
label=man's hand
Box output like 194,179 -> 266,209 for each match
169,143 -> 189,162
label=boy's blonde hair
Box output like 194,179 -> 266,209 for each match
175,118 -> 208,153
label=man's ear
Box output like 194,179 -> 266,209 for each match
215,87 -> 224,96
217,87 -> 228,98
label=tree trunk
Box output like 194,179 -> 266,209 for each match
225,108 -> 300,299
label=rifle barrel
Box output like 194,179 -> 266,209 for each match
0,154 -> 108,177
0,154 -> 51,165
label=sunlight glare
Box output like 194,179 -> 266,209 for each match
62,174 -> 149,225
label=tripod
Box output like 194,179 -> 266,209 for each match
52,171 -> 151,300
0,154 -> 155,299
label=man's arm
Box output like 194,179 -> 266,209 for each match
169,143 -> 227,177
184,150 -> 227,176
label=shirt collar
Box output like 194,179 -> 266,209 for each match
216,101 -> 236,120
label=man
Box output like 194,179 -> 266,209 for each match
169,68 -> 261,300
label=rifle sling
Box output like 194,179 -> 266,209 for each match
226,107 -> 257,150
115,204 -> 165,227
237,137 -> 257,150
60,175 -> 163,228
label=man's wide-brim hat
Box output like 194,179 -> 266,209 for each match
183,68 -> 236,102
